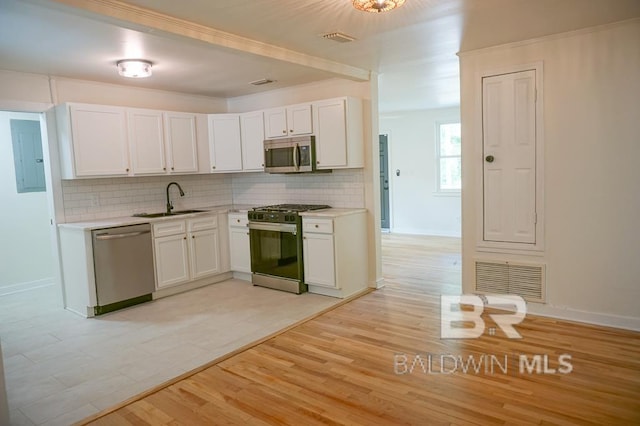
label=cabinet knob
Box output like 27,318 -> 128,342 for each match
171,167 -> 175,170
485,155 -> 495,163
236,219 -> 240,223
192,235 -> 195,239
163,167 -> 166,171
183,237 -> 187,240
212,166 -> 216,169
282,130 -> 286,134
289,129 -> 293,132
126,168 -> 130,172
316,161 -> 320,165
315,224 -> 319,228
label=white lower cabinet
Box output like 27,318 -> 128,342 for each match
153,215 -> 220,289
303,232 -> 336,287
228,212 -> 251,274
302,210 -> 368,298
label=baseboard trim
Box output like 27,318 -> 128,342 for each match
390,228 -> 461,238
527,303 -> 640,332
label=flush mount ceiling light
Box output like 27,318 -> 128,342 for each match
116,59 -> 153,78
352,0 -> 405,13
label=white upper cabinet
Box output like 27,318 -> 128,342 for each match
312,97 -> 364,170
208,114 -> 243,172
57,103 -> 201,178
57,103 -> 130,178
240,111 -> 265,171
264,103 -> 312,138
164,112 -> 198,174
128,108 -> 166,175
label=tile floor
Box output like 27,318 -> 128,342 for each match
0,280 -> 340,425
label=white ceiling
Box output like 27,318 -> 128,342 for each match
1,0 -> 639,112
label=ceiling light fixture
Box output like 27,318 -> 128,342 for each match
352,0 -> 405,13
117,59 -> 153,78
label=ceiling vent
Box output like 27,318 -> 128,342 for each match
321,32 -> 356,43
250,78 -> 275,86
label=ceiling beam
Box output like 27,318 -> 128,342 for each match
49,0 -> 371,82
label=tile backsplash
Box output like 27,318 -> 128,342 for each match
231,169 -> 365,208
61,169 -> 365,222
61,174 -> 233,222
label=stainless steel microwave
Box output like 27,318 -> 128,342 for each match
264,136 -> 318,174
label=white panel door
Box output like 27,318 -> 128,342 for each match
229,226 -> 251,273
482,70 -> 536,244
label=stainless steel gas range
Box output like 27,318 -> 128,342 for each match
248,204 -> 330,294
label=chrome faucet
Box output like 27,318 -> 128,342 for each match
166,182 -> 185,214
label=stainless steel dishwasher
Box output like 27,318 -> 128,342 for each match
92,223 -> 155,315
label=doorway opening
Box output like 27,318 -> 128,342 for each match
0,111 -> 56,300
379,134 -> 390,230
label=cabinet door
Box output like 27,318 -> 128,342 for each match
264,108 -> 288,138
303,233 -> 337,288
189,229 -> 220,279
229,226 -> 251,273
314,99 -> 347,169
154,234 -> 190,288
240,111 -> 265,171
208,114 -> 243,172
164,112 -> 198,173
128,109 -> 166,175
287,103 -> 313,136
69,104 -> 129,176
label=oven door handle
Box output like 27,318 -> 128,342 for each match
249,222 -> 298,234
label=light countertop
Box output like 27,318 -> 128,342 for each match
299,208 -> 367,218
58,204 -> 255,231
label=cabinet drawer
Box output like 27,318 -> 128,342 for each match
303,219 -> 333,234
188,215 -> 217,232
153,220 -> 186,238
228,213 -> 248,228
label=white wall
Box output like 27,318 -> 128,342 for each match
460,19 -> 640,329
380,107 -> 461,236
0,111 -> 53,291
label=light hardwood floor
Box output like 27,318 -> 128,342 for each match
84,234 -> 640,425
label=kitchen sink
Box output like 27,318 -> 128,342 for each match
132,209 -> 206,218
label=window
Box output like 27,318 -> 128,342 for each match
436,122 -> 461,192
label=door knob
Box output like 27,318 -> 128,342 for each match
485,155 -> 495,163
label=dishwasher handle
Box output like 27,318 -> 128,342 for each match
94,230 -> 151,240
